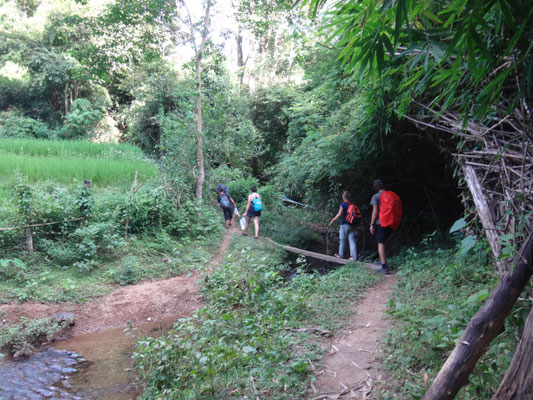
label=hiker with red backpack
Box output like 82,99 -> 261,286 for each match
329,190 -> 361,261
369,179 -> 402,274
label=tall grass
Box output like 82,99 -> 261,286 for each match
0,154 -> 157,185
0,138 -> 146,160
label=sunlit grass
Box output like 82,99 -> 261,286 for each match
0,138 -> 146,159
0,154 -> 157,185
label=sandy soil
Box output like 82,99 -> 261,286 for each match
309,275 -> 397,399
0,225 -> 237,336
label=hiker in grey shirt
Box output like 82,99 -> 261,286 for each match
370,179 -> 393,274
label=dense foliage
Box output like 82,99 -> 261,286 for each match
382,242 -> 528,399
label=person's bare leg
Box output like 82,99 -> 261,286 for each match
244,216 -> 251,235
225,219 -> 230,229
378,243 -> 387,265
253,216 -> 259,238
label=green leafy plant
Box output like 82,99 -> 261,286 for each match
0,112 -> 51,139
0,316 -> 74,357
61,98 -> 102,138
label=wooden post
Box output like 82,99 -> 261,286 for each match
125,170 -> 139,240
422,230 -> 533,400
26,226 -> 34,253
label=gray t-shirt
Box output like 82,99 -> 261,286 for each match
370,191 -> 382,225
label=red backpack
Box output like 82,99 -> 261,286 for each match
379,191 -> 402,230
345,202 -> 362,225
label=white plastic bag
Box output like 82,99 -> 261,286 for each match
234,207 -> 240,218
239,216 -> 246,231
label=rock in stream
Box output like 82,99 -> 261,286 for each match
0,348 -> 84,400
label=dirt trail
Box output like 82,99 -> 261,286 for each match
0,226 -> 237,336
310,275 -> 397,399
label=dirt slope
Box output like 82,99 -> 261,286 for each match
0,226 -> 236,336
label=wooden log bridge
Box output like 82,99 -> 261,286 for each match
264,238 -> 381,271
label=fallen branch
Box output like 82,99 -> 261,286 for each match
0,216 -> 87,232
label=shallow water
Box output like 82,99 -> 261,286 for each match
51,315 -> 184,400
0,315 -> 185,400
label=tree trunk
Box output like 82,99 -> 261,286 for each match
422,229 -> 533,400
492,307 -> 533,399
26,226 -> 33,252
194,1 -> 211,201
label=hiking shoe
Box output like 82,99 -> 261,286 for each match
334,254 -> 342,259
241,233 -> 248,236
378,267 -> 389,275
347,257 -> 357,261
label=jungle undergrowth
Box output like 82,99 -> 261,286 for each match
133,235 -> 379,400
379,243 -> 530,399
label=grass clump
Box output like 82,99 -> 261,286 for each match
0,316 -> 74,358
380,245 -> 525,399
133,236 -> 379,399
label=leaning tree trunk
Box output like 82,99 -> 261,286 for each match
422,230 -> 533,400
492,306 -> 533,399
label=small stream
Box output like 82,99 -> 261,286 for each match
0,315 -> 185,400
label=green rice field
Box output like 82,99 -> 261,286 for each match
0,138 -> 157,186
0,138 -> 146,159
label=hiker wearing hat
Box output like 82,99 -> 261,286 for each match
329,190 -> 360,261
370,179 -> 402,274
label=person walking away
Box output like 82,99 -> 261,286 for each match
217,183 -> 229,196
218,188 -> 237,229
369,179 -> 402,274
329,190 -> 360,261
243,185 -> 262,239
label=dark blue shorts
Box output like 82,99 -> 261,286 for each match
376,225 -> 393,243
246,208 -> 261,218
221,206 -> 233,221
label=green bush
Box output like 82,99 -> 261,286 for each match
44,221 -> 124,271
126,185 -> 175,234
0,112 -> 51,139
227,177 -> 259,209
0,258 -> 27,284
169,200 -> 221,239
61,99 -> 102,139
109,255 -> 141,286
226,178 -> 281,214
0,316 -> 74,357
